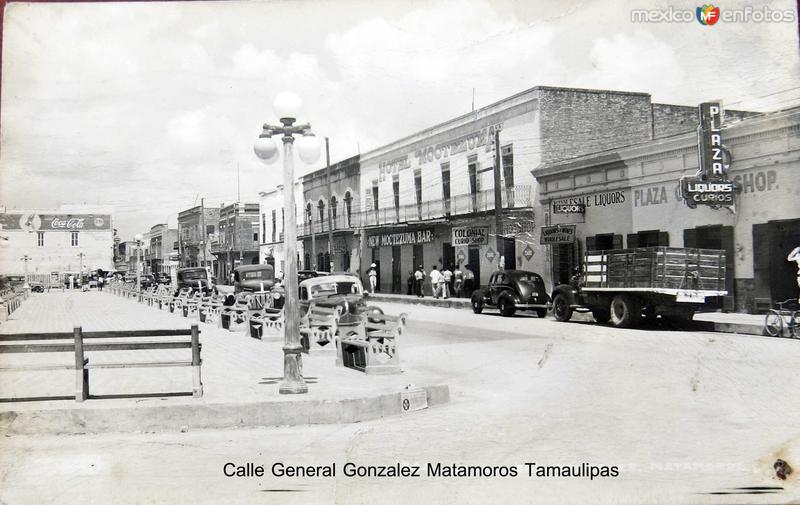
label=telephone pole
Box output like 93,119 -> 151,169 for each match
326,137 -> 333,272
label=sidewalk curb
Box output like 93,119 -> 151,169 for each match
370,294 -> 765,336
0,385 -> 450,435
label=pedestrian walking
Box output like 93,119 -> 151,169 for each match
414,265 -> 426,298
97,275 -> 104,292
368,263 -> 378,294
68,274 -> 74,290
406,270 -> 414,295
430,265 -> 443,299
788,246 -> 800,302
442,266 -> 453,299
464,266 -> 475,296
454,264 -> 463,298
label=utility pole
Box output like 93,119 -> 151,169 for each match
200,198 -> 207,271
326,137 -> 333,272
310,204 -> 316,270
493,128 -> 504,270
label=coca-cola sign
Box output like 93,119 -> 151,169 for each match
0,213 -> 111,231
50,217 -> 86,229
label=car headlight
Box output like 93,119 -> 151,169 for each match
273,292 -> 281,299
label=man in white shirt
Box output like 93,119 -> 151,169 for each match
441,266 -> 453,299
414,266 -> 425,298
430,265 -> 443,299
789,246 -> 800,302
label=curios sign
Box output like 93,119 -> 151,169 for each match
681,102 -> 738,208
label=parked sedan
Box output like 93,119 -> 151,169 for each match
298,273 -> 383,325
471,270 -> 550,317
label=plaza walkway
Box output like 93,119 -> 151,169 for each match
0,291 -> 446,420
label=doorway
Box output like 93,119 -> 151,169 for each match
467,246 -> 481,290
442,242 -> 455,271
499,237 -> 516,270
753,219 -> 800,305
371,248 -> 381,292
552,241 -> 577,287
684,225 -> 734,310
391,245 -> 401,294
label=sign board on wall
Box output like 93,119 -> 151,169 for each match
540,224 -> 576,244
680,102 -> 737,208
451,226 -> 488,246
0,213 -> 112,232
367,229 -> 434,248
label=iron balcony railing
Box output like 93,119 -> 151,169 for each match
295,185 -> 531,236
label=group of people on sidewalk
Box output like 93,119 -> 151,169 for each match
407,264 -> 475,299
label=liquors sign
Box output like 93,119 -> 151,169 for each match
680,102 -> 736,208
540,224 -> 576,245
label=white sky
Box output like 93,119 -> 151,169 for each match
1,0 -> 798,238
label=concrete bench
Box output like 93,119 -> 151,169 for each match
199,294 -> 226,326
248,308 -> 285,339
336,312 -> 405,375
0,325 -> 202,401
299,303 -> 340,353
220,294 -> 253,331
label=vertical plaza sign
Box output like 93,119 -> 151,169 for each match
680,102 -> 737,208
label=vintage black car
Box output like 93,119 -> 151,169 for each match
298,273 -> 383,325
234,264 -> 275,293
471,270 -> 550,317
175,267 -> 215,295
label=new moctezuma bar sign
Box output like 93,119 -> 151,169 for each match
367,229 -> 435,247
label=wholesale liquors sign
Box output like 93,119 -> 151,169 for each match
451,226 -> 488,246
681,102 -> 737,208
540,224 -> 576,244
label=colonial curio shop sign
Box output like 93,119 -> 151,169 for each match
367,228 -> 435,247
451,226 -> 488,246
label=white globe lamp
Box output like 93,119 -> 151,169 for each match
254,136 -> 279,164
296,134 -> 321,165
274,91 -> 302,122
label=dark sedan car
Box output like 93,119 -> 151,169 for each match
471,270 -> 550,317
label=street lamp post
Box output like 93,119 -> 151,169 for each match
20,255 -> 31,289
134,233 -> 143,293
254,91 -> 321,395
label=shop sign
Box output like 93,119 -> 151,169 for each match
485,248 -> 496,262
522,245 -> 535,261
501,219 -> 535,236
540,224 -> 576,245
681,102 -> 737,208
451,226 -> 488,246
0,213 -> 112,232
551,190 -> 626,212
456,250 -> 466,264
414,123 -> 503,165
378,155 -> 412,182
552,200 -> 586,214
367,228 -> 434,247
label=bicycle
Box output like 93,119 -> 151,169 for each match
764,299 -> 799,338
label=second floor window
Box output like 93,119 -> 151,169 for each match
71,231 -> 79,246
271,210 -> 277,242
502,144 -> 514,188
392,176 -> 400,216
372,181 -> 379,212
414,169 -> 422,207
37,231 -> 44,247
330,196 -> 338,227
344,191 -> 353,226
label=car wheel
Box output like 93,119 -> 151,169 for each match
592,308 -> 611,324
610,295 -> 641,329
552,294 -> 573,322
471,295 -> 484,314
535,308 -> 548,319
498,297 -> 516,317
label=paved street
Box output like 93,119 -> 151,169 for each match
1,292 -> 799,504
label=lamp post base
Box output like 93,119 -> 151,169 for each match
279,344 -> 308,394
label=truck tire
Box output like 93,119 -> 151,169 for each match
498,297 -> 516,317
610,295 -> 641,328
592,308 -> 611,324
552,294 -> 573,322
535,308 -> 548,319
471,295 -> 484,314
